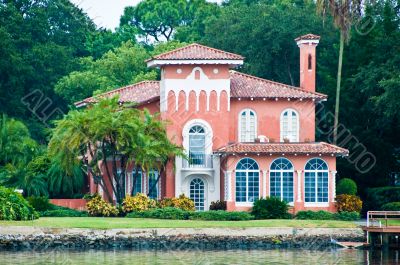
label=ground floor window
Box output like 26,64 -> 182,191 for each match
235,158 -> 259,203
148,170 -> 159,199
269,158 -> 294,202
132,168 -> 142,195
190,178 -> 205,211
304,158 -> 329,203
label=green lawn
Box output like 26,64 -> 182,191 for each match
0,217 -> 357,229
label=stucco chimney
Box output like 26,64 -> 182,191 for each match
295,34 -> 320,93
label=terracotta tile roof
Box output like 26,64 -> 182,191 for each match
75,81 -> 160,107
230,71 -> 327,100
295,34 -> 321,41
216,142 -> 348,156
146,43 -> 244,61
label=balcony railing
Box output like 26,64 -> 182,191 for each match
182,153 -> 213,169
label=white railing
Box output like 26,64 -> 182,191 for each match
367,211 -> 400,227
182,153 -> 213,169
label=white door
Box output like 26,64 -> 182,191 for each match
190,178 -> 205,211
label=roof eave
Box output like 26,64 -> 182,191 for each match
147,59 -> 244,68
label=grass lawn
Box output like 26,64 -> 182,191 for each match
0,217 -> 357,229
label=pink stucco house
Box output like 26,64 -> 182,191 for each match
76,34 -> 348,213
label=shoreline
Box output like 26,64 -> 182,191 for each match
0,227 -> 364,251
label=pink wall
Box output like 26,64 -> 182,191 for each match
50,199 -> 87,211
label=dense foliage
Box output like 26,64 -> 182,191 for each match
336,178 -> 358,195
189,210 -> 253,221
158,194 -> 195,211
381,202 -> 400,211
122,193 -> 157,213
127,207 -> 191,220
86,194 -> 119,217
251,197 -> 290,219
295,210 -> 360,221
0,186 -> 38,220
366,187 -> 400,211
209,200 -> 227,211
335,194 -> 363,213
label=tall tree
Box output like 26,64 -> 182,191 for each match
316,0 -> 363,144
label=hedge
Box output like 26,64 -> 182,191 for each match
295,210 -> 360,221
189,210 -> 253,221
366,187 -> 400,210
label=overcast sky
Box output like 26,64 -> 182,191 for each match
70,0 -> 222,30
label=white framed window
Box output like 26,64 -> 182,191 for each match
280,109 -> 299,142
270,158 -> 294,203
304,158 -> 329,203
239,109 -> 257,142
148,169 -> 159,199
235,158 -> 259,203
132,168 -> 142,195
189,125 -> 205,166
190,178 -> 205,211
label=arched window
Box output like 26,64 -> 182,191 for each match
270,158 -> 294,202
236,158 -> 259,203
280,109 -> 299,142
190,178 -> 205,211
239,109 -> 257,142
304,158 -> 329,203
189,125 -> 205,165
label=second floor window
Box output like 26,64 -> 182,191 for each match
280,109 -> 299,142
189,125 -> 205,165
239,109 -> 256,142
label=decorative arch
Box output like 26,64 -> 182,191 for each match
304,158 -> 329,203
182,119 -> 213,155
280,108 -> 299,142
235,158 -> 260,203
238,108 -> 257,142
269,158 -> 294,203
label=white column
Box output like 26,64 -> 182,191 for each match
262,170 -> 268,198
296,170 -> 302,202
331,170 -> 337,202
224,170 -> 232,201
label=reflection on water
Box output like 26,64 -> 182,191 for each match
0,249 -> 399,264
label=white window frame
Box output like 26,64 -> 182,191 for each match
238,109 -> 257,142
182,119 -> 213,154
280,108 -> 299,142
235,158 -> 260,206
304,158 -> 329,207
269,158 -> 294,205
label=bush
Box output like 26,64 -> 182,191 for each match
251,197 -> 290,219
295,210 -> 360,221
335,194 -> 363,213
0,186 -> 38,220
209,200 -> 227,211
158,194 -> 195,211
86,194 -> 119,217
122,193 -> 156,213
366,187 -> 400,211
381,202 -> 400,211
190,210 -> 253,221
127,207 -> 191,220
40,208 -> 88,217
27,196 -> 52,212
296,210 -> 334,220
336,178 -> 357,195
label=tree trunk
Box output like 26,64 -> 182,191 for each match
333,31 -> 345,144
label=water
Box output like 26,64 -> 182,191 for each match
0,249 -> 399,264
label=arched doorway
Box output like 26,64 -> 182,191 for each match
190,178 -> 205,211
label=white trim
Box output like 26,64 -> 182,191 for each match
280,108 -> 300,142
304,202 -> 329,207
262,170 -> 267,198
235,202 -> 254,207
296,40 -> 320,46
331,170 -> 337,202
269,158 -> 294,203
182,119 -> 213,155
303,158 -> 329,204
147,59 -> 243,67
235,158 -> 260,204
296,170 -> 302,202
238,108 -> 257,142
224,170 -> 232,201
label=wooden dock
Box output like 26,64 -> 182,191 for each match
362,211 -> 400,249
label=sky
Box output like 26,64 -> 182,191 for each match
70,0 -> 222,31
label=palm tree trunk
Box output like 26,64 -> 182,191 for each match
333,31 -> 345,144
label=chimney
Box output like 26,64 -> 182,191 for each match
295,34 -> 320,93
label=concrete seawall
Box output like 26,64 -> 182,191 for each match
0,226 -> 364,250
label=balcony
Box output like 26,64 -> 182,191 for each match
182,153 -> 213,169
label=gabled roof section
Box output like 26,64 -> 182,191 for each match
75,81 -> 160,107
230,71 -> 327,100
146,43 -> 244,67
295,33 -> 321,41
216,142 -> 348,156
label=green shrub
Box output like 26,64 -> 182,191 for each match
251,197 -> 289,219
381,202 -> 400,211
190,210 -> 253,221
209,200 -> 227,211
122,193 -> 156,213
366,187 -> 400,211
296,210 -> 334,220
27,196 -> 52,212
295,210 -> 360,221
86,194 -> 119,217
335,211 -> 360,221
158,194 -> 195,211
0,186 -> 38,220
335,194 -> 363,213
40,208 -> 88,217
127,207 -> 191,220
336,178 -> 357,195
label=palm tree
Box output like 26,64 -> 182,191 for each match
316,0 -> 363,144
